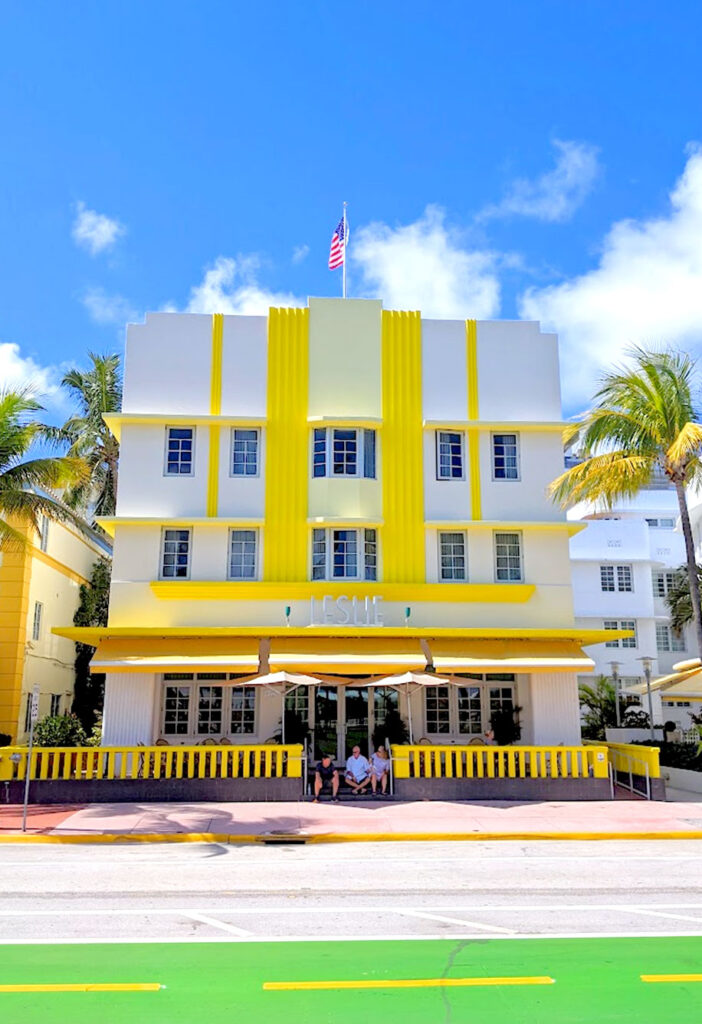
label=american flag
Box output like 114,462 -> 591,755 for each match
328,216 -> 346,270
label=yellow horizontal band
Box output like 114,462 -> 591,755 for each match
424,420 -> 570,432
148,581 -> 536,603
425,520 -> 585,536
103,413 -> 265,442
0,983 -> 160,993
641,975 -> 702,983
264,976 -> 554,991
97,517 -> 264,537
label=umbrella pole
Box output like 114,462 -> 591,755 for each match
407,688 -> 414,744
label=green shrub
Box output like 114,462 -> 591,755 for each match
33,714 -> 87,748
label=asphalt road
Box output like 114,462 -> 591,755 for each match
2,839 -> 702,944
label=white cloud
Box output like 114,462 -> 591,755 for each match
481,140 -> 600,223
520,145 -> 702,410
0,342 -> 58,395
72,201 -> 125,255
81,288 -> 139,325
184,256 -> 302,314
352,205 -> 500,319
292,244 -> 310,265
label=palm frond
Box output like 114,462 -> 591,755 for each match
550,452 -> 655,509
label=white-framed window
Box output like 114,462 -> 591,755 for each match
161,528 -> 191,579
604,619 -> 637,649
311,528 -> 378,581
457,685 -> 482,734
50,694 -> 61,716
39,515 -> 49,552
439,532 -> 467,581
228,529 -> 258,580
494,531 -> 523,582
312,428 -> 376,479
31,601 -> 43,641
425,685 -> 451,733
656,623 -> 686,653
492,433 -> 519,480
231,686 -> 256,734
163,679 -> 192,735
197,675 -> 226,734
652,570 -> 677,598
165,427 -> 194,475
231,428 -> 259,476
436,430 -> 464,480
645,517 -> 675,529
600,564 -> 633,592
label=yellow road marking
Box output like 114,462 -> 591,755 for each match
0,983 -> 160,993
264,976 -> 554,991
642,974 -> 702,983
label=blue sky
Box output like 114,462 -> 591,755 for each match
2,0 -> 702,415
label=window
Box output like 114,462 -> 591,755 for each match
492,433 -> 519,480
457,686 -> 482,734
163,684 -> 191,734
656,624 -> 686,653
604,620 -> 637,649
231,428 -> 259,476
165,427 -> 194,475
439,532 -> 467,581
494,532 -> 523,582
312,528 -> 378,581
645,517 -> 675,528
231,687 -> 255,734
229,529 -> 257,579
312,428 -> 377,478
31,601 -> 43,641
50,694 -> 61,716
161,529 -> 191,578
600,564 -> 633,592
436,431 -> 464,480
489,685 -> 515,716
197,681 -> 224,734
425,686 -> 450,733
39,515 -> 49,552
652,570 -> 676,597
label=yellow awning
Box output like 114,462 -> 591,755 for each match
90,635 -> 593,675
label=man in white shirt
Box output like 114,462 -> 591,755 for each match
344,745 -> 371,794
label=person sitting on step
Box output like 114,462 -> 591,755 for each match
313,754 -> 339,802
370,745 -> 391,795
344,745 -> 371,795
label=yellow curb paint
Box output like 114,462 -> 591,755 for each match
0,830 -> 701,845
0,983 -> 160,993
264,976 -> 555,991
641,974 -> 702,983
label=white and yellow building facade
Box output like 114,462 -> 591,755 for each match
55,298 -> 618,759
0,515 -> 108,741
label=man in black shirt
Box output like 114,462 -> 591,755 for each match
314,754 -> 339,802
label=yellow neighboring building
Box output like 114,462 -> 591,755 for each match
0,514 -> 110,741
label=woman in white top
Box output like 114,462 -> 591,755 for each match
370,745 -> 391,795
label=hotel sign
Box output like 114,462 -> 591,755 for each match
309,595 -> 384,626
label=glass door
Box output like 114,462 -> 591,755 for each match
344,686 -> 369,757
314,686 -> 339,759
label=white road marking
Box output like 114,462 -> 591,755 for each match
181,912 -> 251,936
397,910 -> 516,934
624,908 -> 702,925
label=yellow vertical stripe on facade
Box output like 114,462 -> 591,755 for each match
381,310 -> 425,583
466,319 -> 482,521
263,306 -> 310,581
206,314 -> 224,517
0,529 -> 32,740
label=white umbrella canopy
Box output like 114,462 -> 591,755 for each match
234,671 -> 322,743
373,671 -> 452,743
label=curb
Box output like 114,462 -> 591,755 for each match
1,830 -> 702,844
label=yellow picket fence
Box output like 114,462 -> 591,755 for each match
392,744 -> 608,780
0,744 -> 304,782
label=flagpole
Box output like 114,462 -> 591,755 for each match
342,201 -> 348,299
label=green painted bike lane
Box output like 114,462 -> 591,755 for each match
2,936 -> 702,1023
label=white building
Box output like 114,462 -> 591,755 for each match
569,486 -> 698,731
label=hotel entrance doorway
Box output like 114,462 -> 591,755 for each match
311,683 -> 400,761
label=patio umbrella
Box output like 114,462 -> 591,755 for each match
232,670 -> 320,743
624,658 -> 702,698
372,671 -> 451,743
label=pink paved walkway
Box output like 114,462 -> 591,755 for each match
2,798 -> 702,837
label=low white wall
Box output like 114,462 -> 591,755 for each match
663,766 -> 702,794
605,728 -> 665,743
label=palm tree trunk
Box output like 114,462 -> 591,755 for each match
674,481 -> 702,660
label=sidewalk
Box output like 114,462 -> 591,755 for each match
2,797 -> 702,840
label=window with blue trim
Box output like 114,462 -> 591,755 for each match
166,427 -> 194,475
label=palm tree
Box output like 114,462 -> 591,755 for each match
0,389 -> 87,546
579,676 -> 618,740
664,564 -> 702,637
57,353 -> 122,520
551,347 -> 702,658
